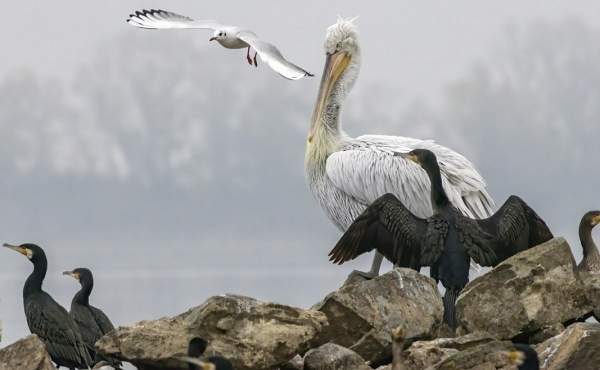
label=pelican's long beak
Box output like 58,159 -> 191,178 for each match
209,37 -> 217,42
3,243 -> 31,258
308,51 -> 351,143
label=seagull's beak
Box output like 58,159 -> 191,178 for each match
3,243 -> 31,258
308,51 -> 351,143
209,37 -> 217,42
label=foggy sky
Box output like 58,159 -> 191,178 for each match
1,1 -> 600,352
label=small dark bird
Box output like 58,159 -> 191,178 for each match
504,343 -> 540,370
63,267 -> 120,368
179,337 -> 233,370
577,210 -> 600,274
3,243 -> 92,369
329,149 -> 553,329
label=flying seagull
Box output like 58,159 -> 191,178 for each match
126,9 -> 313,80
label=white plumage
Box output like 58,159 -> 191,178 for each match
126,9 -> 313,80
305,19 -> 495,277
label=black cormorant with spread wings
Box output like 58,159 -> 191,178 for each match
3,243 -> 92,369
63,267 -> 120,368
329,149 -> 553,328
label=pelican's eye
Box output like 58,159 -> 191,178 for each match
336,41 -> 342,51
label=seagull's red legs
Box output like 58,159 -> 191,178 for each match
246,46 -> 253,65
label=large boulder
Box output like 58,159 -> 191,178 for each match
303,343 -> 371,370
0,335 -> 55,370
312,268 -> 443,364
97,294 -> 327,370
404,332 -> 498,369
456,238 -> 592,339
536,322 -> 600,370
431,340 -> 516,370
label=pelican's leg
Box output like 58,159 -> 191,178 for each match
253,51 -> 258,67
246,46 -> 253,65
350,251 -> 384,280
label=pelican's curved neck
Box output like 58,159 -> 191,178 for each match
306,53 -> 358,167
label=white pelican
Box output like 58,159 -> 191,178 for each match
126,9 -> 313,80
305,18 -> 495,278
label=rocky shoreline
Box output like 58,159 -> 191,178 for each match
2,237 -> 599,370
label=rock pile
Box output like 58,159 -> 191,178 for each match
1,238 -> 599,369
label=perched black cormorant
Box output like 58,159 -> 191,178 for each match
577,210 -> 600,274
329,149 -> 553,329
504,343 -> 540,370
63,267 -> 120,368
3,243 -> 92,369
179,337 -> 233,370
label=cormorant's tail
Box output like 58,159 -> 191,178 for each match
443,287 -> 461,330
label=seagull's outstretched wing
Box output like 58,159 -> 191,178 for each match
127,9 -> 221,30
236,31 -> 313,80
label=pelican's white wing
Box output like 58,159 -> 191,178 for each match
236,31 -> 313,80
326,135 -> 495,219
127,9 -> 221,30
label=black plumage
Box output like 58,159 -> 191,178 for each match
180,337 -> 233,370
506,343 -> 540,370
63,267 -> 120,368
4,243 -> 92,369
328,149 -> 553,329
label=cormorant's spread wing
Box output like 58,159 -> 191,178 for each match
90,305 -> 116,335
476,195 -> 553,262
127,9 -> 221,30
329,193 -> 430,269
326,136 -> 495,220
26,295 -> 92,367
455,214 -> 499,266
421,215 -> 449,265
236,31 -> 313,80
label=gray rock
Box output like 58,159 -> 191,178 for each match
456,238 -> 592,339
303,343 -> 371,370
528,323 -> 565,344
97,294 -> 327,370
537,322 -> 600,370
404,332 -> 497,369
313,268 -> 443,364
0,335 -> 55,370
430,340 -> 516,370
279,354 -> 303,370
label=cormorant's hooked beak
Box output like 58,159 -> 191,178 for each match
400,152 -> 419,164
3,243 -> 32,258
308,51 -> 351,143
209,37 -> 217,42
502,350 -> 525,366
62,270 -> 80,280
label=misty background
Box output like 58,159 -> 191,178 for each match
1,1 -> 600,349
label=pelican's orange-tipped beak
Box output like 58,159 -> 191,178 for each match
308,51 -> 351,143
